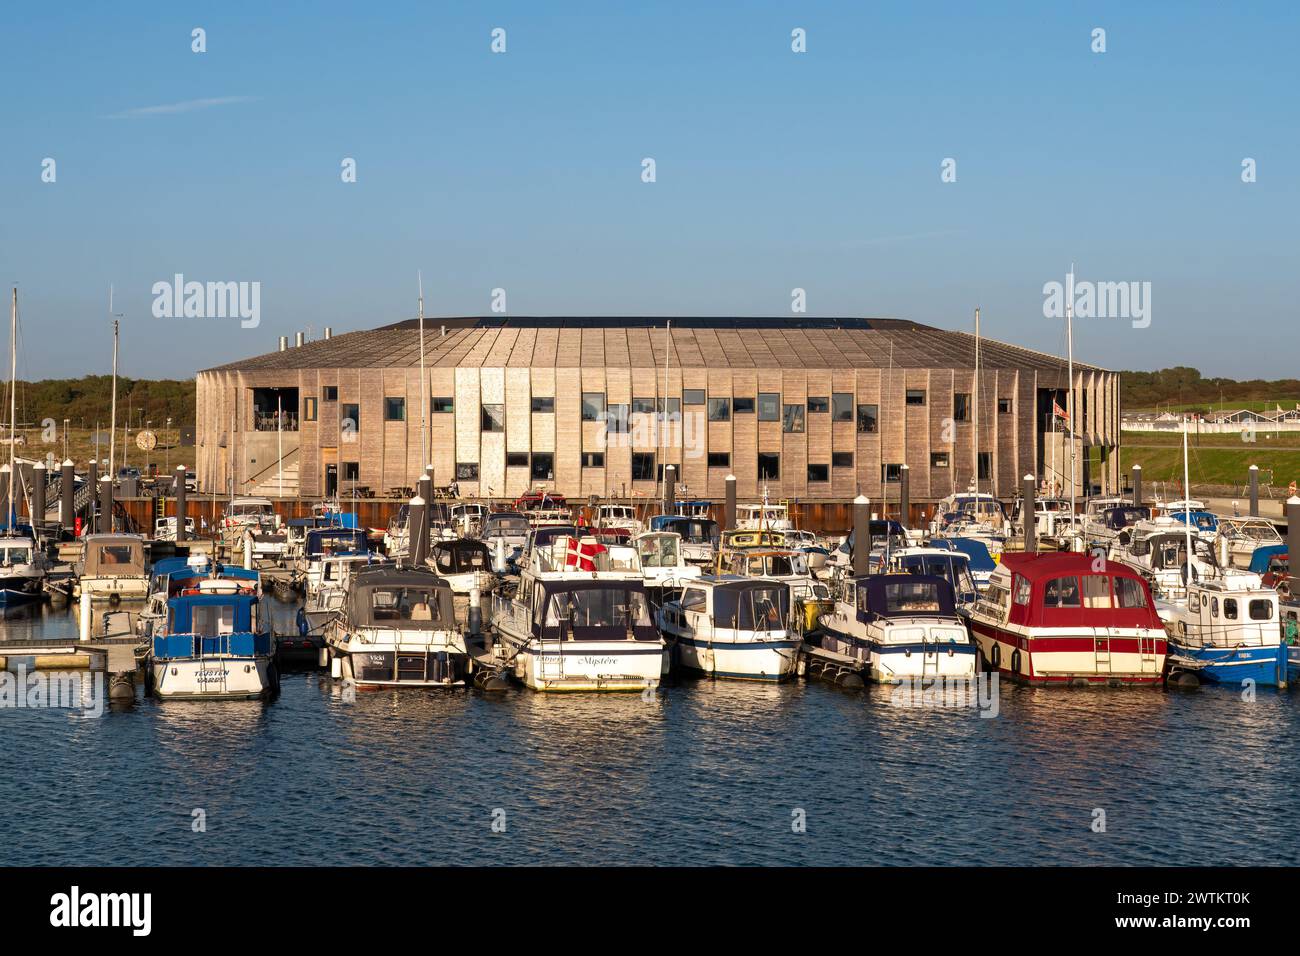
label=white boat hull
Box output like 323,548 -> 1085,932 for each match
76,575 -> 150,601
500,633 -> 665,692
152,657 -> 274,699
673,632 -> 799,681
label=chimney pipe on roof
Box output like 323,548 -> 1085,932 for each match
324,327 -> 333,339
295,331 -> 305,348
278,336 -> 288,352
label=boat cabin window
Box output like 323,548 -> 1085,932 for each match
1113,577 -> 1148,609
637,535 -> 679,568
1211,597 -> 1219,617
98,544 -> 137,565
184,604 -> 237,635
1249,599 -> 1274,621
370,587 -> 444,624
1043,576 -> 1081,608
679,588 -> 707,612
1082,575 -> 1112,609
0,546 -> 32,563
714,586 -> 787,630
1224,598 -> 1238,620
545,588 -> 651,631
1013,576 -> 1032,605
882,580 -> 943,613
435,546 -> 487,574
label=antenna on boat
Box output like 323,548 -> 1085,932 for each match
1182,416 -> 1194,589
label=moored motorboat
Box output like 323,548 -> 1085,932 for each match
658,577 -> 797,681
74,533 -> 149,601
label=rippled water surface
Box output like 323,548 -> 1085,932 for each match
1,599 -> 1295,866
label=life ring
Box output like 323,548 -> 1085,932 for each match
1010,649 -> 1021,674
990,643 -> 1002,669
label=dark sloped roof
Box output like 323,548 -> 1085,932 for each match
204,316 -> 1103,375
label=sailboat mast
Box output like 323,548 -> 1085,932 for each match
8,289 -> 16,525
417,272 -> 428,470
1182,417 -> 1194,588
109,304 -> 119,481
973,307 -> 980,495
1066,265 -> 1076,519
660,320 -> 671,503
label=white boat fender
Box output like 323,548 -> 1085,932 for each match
1010,649 -> 1021,674
990,643 -> 1001,669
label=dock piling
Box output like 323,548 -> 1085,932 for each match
1249,465 -> 1259,518
852,495 -> 870,577
1132,464 -> 1142,508
1288,497 -> 1300,597
663,464 -> 676,515
409,495 -> 429,566
724,474 -> 736,530
32,461 -> 46,528
899,464 -> 910,529
60,458 -> 75,530
174,465 -> 187,542
79,588 -> 91,642
1022,473 -> 1036,553
97,474 -> 113,534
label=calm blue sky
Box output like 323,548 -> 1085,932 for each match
2,1 -> 1296,380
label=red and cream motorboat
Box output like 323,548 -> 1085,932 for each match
965,552 -> 1166,685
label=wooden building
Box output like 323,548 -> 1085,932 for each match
195,317 -> 1121,502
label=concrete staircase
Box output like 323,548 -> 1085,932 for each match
249,459 -> 300,498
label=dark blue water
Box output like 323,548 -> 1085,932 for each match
1,598 -> 1295,866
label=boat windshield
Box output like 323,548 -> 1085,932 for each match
487,516 -> 529,534
713,585 -> 788,630
0,546 -> 32,564
433,545 -> 489,574
368,587 -> 447,626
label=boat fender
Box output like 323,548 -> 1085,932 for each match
990,643 -> 1002,669
1010,649 -> 1021,674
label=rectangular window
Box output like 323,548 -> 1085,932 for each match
531,453 -> 555,480
1249,599 -> 1274,621
998,398 -> 1013,414
581,393 -> 605,422
758,393 -> 780,422
1114,577 -> 1148,609
1082,575 -> 1113,609
481,404 -> 505,432
807,463 -> 829,482
783,404 -> 805,433
606,403 -> 629,433
857,404 -> 878,433
654,397 -> 681,418
531,396 -> 555,414
906,389 -> 926,406
882,463 -> 902,483
1045,576 -> 1081,608
954,393 -> 971,422
758,452 -> 780,481
632,397 -> 656,415
978,451 -> 992,481
506,452 -> 529,468
832,393 -> 854,422
323,386 -> 338,402
581,451 -> 605,468
303,397 -> 318,422
807,396 -> 829,414
707,452 -> 731,468
1223,598 -> 1238,620
384,397 -> 406,421
343,462 -> 359,481
342,403 -> 360,431
707,398 -> 731,422
931,452 -> 950,469
832,451 -> 853,468
682,389 -> 705,405
733,396 -> 755,415
631,453 -> 656,481
431,396 -> 453,413
456,462 -> 479,481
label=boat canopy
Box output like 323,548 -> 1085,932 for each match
166,591 -> 257,634
289,512 -> 359,529
484,512 -> 530,534
1165,510 -> 1218,533
855,574 -> 957,621
344,566 -> 455,629
529,525 -> 579,550
636,532 -> 682,568
1099,506 -> 1152,531
82,535 -> 146,576
728,549 -> 808,578
431,539 -> 492,574
1249,544 -> 1288,575
932,537 -> 997,572
708,579 -> 789,630
533,579 -> 657,640
998,552 -> 1163,629
306,528 -> 369,556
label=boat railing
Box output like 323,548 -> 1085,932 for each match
1177,619 -> 1277,650
152,631 -> 272,659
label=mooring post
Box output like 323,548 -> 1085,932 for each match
468,582 -> 482,639
1132,464 -> 1142,508
724,474 -> 736,530
1288,497 -> 1300,598
852,494 -> 871,577
79,587 -> 92,642
0,464 -> 10,528
243,530 -> 253,570
494,536 -> 507,573
60,458 -> 75,531
1249,465 -> 1259,518
417,473 -> 432,543
663,464 -> 676,516
898,464 -> 910,530
409,494 -> 429,566
87,459 -> 98,532
1023,473 -> 1036,553
174,465 -> 188,543
97,474 -> 113,534
32,461 -> 46,528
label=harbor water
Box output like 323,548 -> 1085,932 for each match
1,597 -> 1294,867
